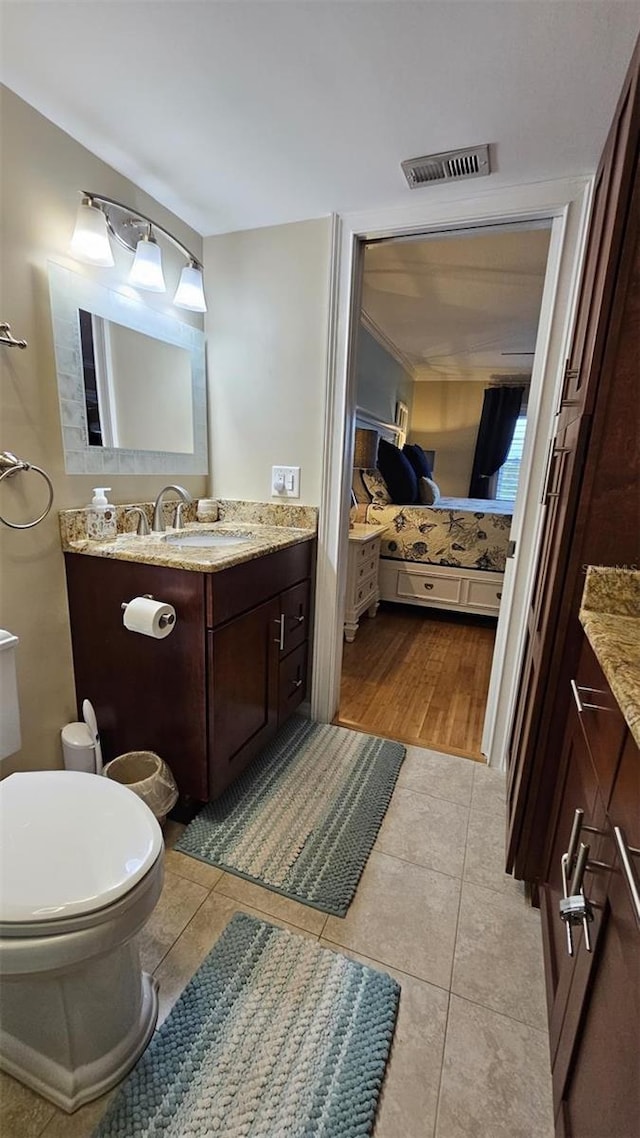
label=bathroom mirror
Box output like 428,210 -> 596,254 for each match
48,262 -> 208,475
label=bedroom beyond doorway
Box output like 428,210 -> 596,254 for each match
337,603 -> 495,760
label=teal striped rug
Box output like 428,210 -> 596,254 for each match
176,717 -> 405,916
94,914 -> 400,1138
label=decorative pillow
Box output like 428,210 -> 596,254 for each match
361,468 -> 392,504
418,476 -> 441,505
377,438 -> 418,504
403,443 -> 433,481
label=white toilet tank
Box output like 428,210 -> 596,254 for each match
0,630 -> 21,761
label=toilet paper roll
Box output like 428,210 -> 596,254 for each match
123,597 -> 176,639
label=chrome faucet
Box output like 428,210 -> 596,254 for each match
152,485 -> 193,533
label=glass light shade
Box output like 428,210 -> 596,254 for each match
173,263 -> 207,312
70,201 -> 114,267
129,237 -> 166,292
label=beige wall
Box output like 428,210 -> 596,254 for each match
204,219 -> 332,506
409,381 -> 486,497
0,87 -> 206,774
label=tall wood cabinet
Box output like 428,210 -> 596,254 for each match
507,38 -> 640,883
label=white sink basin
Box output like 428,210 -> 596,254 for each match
162,531 -> 254,549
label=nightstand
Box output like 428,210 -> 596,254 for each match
344,523 -> 389,642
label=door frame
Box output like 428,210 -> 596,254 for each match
311,177 -> 593,769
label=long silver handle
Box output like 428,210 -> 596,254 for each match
570,679 -> 609,713
566,808 -> 585,869
613,827 -> 640,928
274,614 -> 285,651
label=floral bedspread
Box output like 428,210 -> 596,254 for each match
365,499 -> 513,572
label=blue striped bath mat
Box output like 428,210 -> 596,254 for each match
94,913 -> 400,1138
176,717 -> 405,916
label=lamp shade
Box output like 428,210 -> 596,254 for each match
70,200 -> 114,267
173,262 -> 207,312
129,235 -> 166,292
353,428 -> 379,469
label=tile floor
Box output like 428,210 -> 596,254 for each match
0,746 -> 555,1138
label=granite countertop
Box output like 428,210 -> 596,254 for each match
579,566 -> 640,747
62,522 -> 316,574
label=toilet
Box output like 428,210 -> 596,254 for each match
0,769 -> 164,1112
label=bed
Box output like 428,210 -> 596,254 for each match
351,411 -> 514,616
353,493 -> 513,617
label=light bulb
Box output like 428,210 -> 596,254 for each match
70,199 -> 114,267
129,234 -> 166,292
173,261 -> 207,312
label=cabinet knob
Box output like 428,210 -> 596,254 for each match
424,582 -> 434,591
496,591 -> 502,600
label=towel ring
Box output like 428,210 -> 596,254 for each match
0,452 -> 54,529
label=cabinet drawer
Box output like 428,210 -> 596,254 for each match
354,575 -> 377,608
355,555 -> 377,584
466,577 -> 504,611
396,570 -> 462,604
278,579 -> 310,657
357,538 -> 378,563
572,638 -> 627,806
278,642 -> 307,721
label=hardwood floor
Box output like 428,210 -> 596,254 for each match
337,603 -> 496,761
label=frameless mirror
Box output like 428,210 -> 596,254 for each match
48,262 -> 208,476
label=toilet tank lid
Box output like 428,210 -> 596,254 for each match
0,771 -> 163,923
0,630 -> 18,652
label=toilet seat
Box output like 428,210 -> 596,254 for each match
0,769 -> 163,927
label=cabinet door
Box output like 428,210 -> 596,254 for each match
208,597 -> 280,798
506,42 -> 640,882
560,734 -> 640,1138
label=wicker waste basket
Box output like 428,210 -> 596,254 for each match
103,751 -> 178,825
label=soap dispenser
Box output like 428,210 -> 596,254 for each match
87,487 -> 117,541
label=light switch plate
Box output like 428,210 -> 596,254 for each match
271,465 -> 300,498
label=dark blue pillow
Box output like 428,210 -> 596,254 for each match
377,438 -> 418,504
403,443 -> 433,481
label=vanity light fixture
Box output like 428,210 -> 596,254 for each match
69,191 -> 207,312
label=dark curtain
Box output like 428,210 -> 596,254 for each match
468,385 -> 524,499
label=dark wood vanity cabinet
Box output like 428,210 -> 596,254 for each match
64,539 -> 315,802
539,636 -> 640,1137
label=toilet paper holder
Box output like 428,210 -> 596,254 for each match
121,594 -> 176,630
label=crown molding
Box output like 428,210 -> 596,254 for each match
360,310 -> 417,378
411,362 -> 532,383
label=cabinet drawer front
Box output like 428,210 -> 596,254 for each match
355,575 -> 377,608
357,538 -> 378,563
466,577 -> 504,611
573,638 -> 627,806
278,642 -> 307,721
396,571 -> 461,604
279,579 -> 310,657
356,555 -> 377,583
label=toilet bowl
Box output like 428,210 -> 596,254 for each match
0,769 -> 164,1112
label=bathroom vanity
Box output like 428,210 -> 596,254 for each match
63,526 -> 315,801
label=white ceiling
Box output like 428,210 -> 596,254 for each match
1,2 -> 638,237
362,224 -> 552,380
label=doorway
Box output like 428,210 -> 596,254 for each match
334,224 -> 550,759
310,179 -> 593,769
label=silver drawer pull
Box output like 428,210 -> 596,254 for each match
292,678 -> 303,690
273,614 -> 285,650
424,582 -> 434,591
296,614 -> 305,625
613,827 -> 640,928
570,678 -> 609,713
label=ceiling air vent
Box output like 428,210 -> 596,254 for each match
401,144 -> 491,189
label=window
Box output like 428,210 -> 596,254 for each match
496,414 -> 527,500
